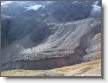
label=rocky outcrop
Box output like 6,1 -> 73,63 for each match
83,33 -> 102,61
1,18 -> 102,71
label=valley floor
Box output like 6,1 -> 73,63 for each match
1,59 -> 101,77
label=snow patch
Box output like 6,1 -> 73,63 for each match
26,5 -> 43,11
1,1 -> 13,6
92,1 -> 101,12
90,1 -> 101,17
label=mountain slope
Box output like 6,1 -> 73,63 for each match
1,18 -> 102,71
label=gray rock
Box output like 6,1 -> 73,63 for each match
1,18 -> 102,71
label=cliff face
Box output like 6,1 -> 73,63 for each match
1,18 -> 102,71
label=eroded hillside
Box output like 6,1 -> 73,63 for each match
1,18 -> 102,72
